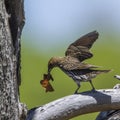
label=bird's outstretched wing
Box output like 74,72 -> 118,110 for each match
65,31 -> 99,62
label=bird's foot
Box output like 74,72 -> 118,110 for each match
91,88 -> 96,92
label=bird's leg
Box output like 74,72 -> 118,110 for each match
74,82 -> 81,94
89,80 -> 95,91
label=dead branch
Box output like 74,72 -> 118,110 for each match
26,88 -> 120,120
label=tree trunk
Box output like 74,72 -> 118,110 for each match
0,0 -> 26,119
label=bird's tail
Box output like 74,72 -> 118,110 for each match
94,69 -> 111,74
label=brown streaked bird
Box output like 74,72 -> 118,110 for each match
47,31 -> 111,93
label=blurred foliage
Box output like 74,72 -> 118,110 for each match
20,37 -> 120,120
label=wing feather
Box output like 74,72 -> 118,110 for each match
65,31 -> 99,61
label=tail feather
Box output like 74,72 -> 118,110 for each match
94,69 -> 111,74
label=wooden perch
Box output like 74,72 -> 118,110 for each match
96,84 -> 120,120
26,89 -> 120,120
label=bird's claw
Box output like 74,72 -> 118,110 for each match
91,88 -> 96,92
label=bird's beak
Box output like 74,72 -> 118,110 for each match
47,68 -> 54,81
48,63 -> 54,73
48,67 -> 52,73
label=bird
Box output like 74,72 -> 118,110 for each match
47,31 -> 111,93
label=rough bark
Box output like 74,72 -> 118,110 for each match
0,0 -> 27,119
26,89 -> 120,120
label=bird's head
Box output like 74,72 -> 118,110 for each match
48,57 -> 62,73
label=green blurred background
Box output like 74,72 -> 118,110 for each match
20,1 -> 120,119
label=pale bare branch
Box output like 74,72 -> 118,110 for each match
26,89 -> 120,120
